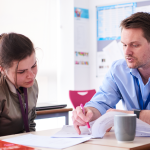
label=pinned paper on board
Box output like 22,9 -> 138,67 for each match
103,40 -> 124,66
97,40 -> 124,76
74,8 -> 89,52
96,2 -> 136,77
136,5 -> 150,13
96,52 -> 109,76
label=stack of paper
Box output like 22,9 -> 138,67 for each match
53,112 -> 150,138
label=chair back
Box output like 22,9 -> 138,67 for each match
69,89 -> 96,109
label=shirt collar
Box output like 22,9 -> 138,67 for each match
6,78 -> 17,94
130,68 -> 141,79
130,68 -> 150,84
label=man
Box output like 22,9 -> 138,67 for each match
72,12 -> 150,135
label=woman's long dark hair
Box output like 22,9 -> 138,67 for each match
0,33 -> 35,89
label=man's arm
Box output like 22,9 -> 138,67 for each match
88,106 -> 102,121
72,62 -> 123,134
106,108 -> 133,114
139,110 -> 150,125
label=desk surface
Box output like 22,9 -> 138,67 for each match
1,128 -> 150,150
87,129 -> 150,150
36,108 -> 73,115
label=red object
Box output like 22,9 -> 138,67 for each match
69,89 -> 96,109
0,140 -> 37,150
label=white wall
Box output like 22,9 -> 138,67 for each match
57,0 -> 74,107
74,0 -> 89,8
57,0 -> 90,105
0,0 -> 67,131
74,0 -> 90,90
0,0 -> 59,104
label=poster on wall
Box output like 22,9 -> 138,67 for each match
96,40 -> 124,76
96,1 -> 150,77
96,2 -> 136,76
74,7 -> 89,66
74,7 -> 89,52
75,51 -> 89,65
97,3 -> 136,41
96,52 -> 109,76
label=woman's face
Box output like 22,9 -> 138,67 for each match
5,52 -> 37,88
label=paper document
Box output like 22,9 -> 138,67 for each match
53,111 -> 150,138
92,112 -> 150,137
3,134 -> 91,149
117,41 -> 124,57
53,112 -> 121,138
52,125 -> 91,138
103,40 -> 124,65
52,121 -> 95,138
91,112 -> 150,137
136,119 -> 150,136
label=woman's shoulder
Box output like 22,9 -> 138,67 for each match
0,84 -> 6,95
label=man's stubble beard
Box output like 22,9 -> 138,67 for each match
125,57 -> 141,69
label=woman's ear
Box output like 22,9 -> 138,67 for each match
0,65 -> 5,75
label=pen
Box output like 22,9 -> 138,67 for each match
80,103 -> 92,134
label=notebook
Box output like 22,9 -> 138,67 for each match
0,140 -> 37,150
36,103 -> 67,111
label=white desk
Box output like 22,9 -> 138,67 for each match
36,108 -> 73,125
1,128 -> 150,150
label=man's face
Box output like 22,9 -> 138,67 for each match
121,28 -> 150,69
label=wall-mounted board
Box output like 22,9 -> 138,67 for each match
96,1 -> 150,76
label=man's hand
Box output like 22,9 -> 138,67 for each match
72,106 -> 101,135
72,106 -> 93,135
106,108 -> 133,132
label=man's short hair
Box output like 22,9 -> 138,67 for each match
120,12 -> 150,42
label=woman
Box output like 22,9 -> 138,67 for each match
0,33 -> 38,136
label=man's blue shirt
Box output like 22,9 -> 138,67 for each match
85,59 -> 150,115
